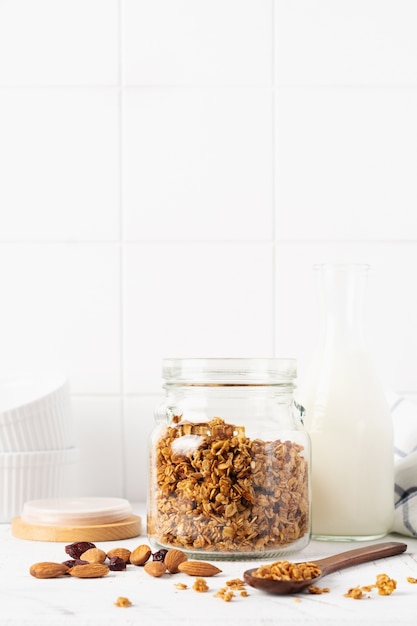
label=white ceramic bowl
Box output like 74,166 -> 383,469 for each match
0,373 -> 73,452
0,447 -> 78,522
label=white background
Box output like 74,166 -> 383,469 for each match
0,0 -> 416,500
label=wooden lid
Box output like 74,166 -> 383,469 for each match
12,514 -> 142,542
11,497 -> 142,542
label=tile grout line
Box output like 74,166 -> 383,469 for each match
117,0 -> 128,497
271,0 -> 277,357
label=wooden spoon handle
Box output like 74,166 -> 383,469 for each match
315,541 -> 407,576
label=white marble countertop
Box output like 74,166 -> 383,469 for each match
1,504 -> 417,626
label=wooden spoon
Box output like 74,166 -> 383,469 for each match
243,541 -> 407,595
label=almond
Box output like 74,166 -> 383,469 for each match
80,547 -> 107,563
68,563 -> 109,578
106,547 -> 131,563
29,562 -> 69,579
130,544 -> 152,566
164,549 -> 188,574
144,561 -> 167,577
178,561 -> 222,577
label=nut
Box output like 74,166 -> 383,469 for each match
107,548 -> 131,563
80,548 -> 107,563
68,563 -> 109,578
177,561 -> 222,577
164,549 -> 188,573
130,544 -> 152,566
144,561 -> 167,577
29,562 -> 69,579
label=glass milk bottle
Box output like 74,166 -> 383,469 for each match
302,264 -> 394,540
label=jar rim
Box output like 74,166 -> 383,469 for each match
162,358 -> 297,385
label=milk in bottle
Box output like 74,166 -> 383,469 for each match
302,264 -> 394,540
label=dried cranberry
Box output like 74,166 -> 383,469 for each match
64,541 -> 96,559
108,556 -> 126,571
62,559 -> 89,568
152,549 -> 168,562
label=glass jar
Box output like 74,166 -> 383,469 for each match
147,358 -> 311,560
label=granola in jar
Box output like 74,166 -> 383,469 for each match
147,359 -> 311,559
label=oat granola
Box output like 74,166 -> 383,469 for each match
214,587 -> 235,602
148,417 -> 309,554
344,573 -> 397,599
193,577 -> 209,592
344,586 -> 366,600
174,582 -> 188,590
307,585 -> 330,594
114,597 -> 132,608
252,560 -> 321,582
375,573 -> 397,595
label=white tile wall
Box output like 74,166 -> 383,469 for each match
0,244 -> 121,393
276,87 -> 417,240
122,0 -> 272,86
276,0 -> 417,86
0,0 -> 119,85
123,88 -> 273,241
0,89 -> 119,240
123,242 -> 274,393
0,0 -> 416,500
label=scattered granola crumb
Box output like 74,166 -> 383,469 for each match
114,596 -> 132,608
213,577 -> 249,599
375,573 -> 396,596
407,577 -> 417,584
226,578 -> 246,591
174,582 -> 188,590
344,586 -> 367,600
193,577 -> 209,592
214,587 -> 235,602
344,573 -> 397,599
294,597 -> 302,603
308,585 -> 330,594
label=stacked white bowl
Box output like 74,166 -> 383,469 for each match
0,373 -> 78,522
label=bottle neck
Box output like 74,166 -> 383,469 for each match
315,264 -> 368,349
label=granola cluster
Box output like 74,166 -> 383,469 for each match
214,578 -> 249,602
308,585 -> 330,594
148,417 -> 309,554
344,573 -> 397,599
252,560 -> 321,582
193,577 -> 209,592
